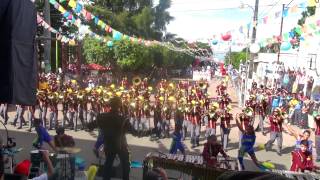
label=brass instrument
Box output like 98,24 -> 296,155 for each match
199,82 -> 207,90
132,76 -> 141,86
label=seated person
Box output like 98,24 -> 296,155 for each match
33,119 -> 56,152
54,126 -> 75,148
202,135 -> 228,167
290,140 -> 319,172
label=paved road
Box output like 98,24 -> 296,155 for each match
1,78 -> 319,179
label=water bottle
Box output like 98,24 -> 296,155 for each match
75,165 -> 87,180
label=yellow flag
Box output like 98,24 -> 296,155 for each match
58,5 -> 66,13
97,20 -> 103,26
308,0 -> 317,7
68,0 -> 76,8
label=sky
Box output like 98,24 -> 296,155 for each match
165,0 -> 307,44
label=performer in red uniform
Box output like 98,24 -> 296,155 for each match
290,140 -> 319,172
205,104 -> 219,137
265,108 -> 284,156
220,106 -> 233,151
216,81 -> 226,96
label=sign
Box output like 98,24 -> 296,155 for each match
193,70 -> 211,81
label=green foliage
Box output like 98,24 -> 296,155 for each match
291,6 -> 316,48
224,51 -> 247,69
82,37 -> 194,74
82,37 -> 115,65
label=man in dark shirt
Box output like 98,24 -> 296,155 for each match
97,97 -> 130,180
202,135 -> 228,167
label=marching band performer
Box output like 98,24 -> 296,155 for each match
182,102 -> 191,141
237,107 -> 253,148
12,105 -> 26,129
255,90 -> 268,134
190,101 -> 201,148
0,103 -> 8,124
216,81 -> 226,96
77,90 -> 87,131
48,92 -> 58,130
264,108 -> 285,156
205,102 -> 219,137
220,105 -> 233,151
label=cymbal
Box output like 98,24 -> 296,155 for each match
57,147 -> 81,154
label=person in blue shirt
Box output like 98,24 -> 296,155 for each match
33,118 -> 56,152
236,116 -> 261,170
169,125 -> 185,155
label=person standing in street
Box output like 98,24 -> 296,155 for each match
96,97 -> 130,180
265,108 -> 284,156
314,115 -> 320,162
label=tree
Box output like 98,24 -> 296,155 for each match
82,37 -> 115,65
290,6 -> 316,49
224,51 -> 247,69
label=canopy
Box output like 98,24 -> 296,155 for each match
87,63 -> 107,71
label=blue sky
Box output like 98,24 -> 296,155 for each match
166,0 -> 306,43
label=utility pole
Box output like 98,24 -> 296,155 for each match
44,0 -> 51,73
277,4 -> 285,64
248,0 -> 259,78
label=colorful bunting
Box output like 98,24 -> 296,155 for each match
275,11 -> 281,18
308,0 -> 317,7
283,8 -> 289,17
68,0 -> 76,8
58,5 -> 66,14
263,16 -> 268,24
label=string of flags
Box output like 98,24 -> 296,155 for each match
35,0 -> 320,55
36,13 -> 75,44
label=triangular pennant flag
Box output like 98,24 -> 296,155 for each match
86,11 -> 92,21
289,31 -> 294,38
295,27 -> 302,35
94,17 -> 99,25
68,14 -> 73,20
302,25 -> 308,33
290,5 -> 298,13
100,22 -> 106,29
263,16 -> 268,24
71,17 -> 76,24
97,20 -> 103,26
308,0 -> 317,7
75,3 -> 83,13
283,33 -> 289,41
283,8 -> 289,17
309,23 -> 317,30
54,3 -> 59,9
239,26 -> 243,33
247,23 -> 251,30
68,0 -> 77,8
317,20 -> 320,27
49,0 -> 57,4
299,2 -> 307,9
63,12 -> 70,18
58,5 -> 66,14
